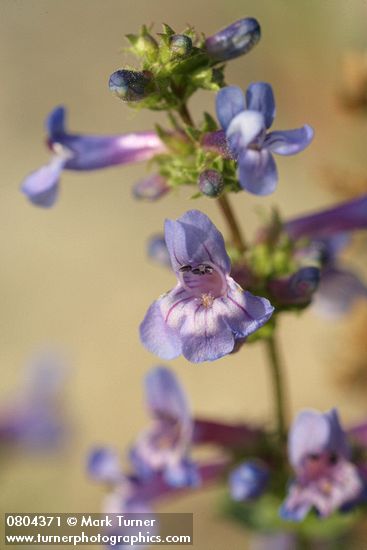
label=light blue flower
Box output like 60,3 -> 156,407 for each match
140,210 -> 274,362
215,83 -> 313,195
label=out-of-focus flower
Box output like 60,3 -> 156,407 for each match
140,210 -> 273,362
268,267 -> 320,307
213,83 -> 313,195
229,460 -> 269,501
284,195 -> 367,241
132,174 -> 170,201
109,69 -> 153,102
147,234 -> 171,267
0,353 -> 68,450
88,447 -> 122,484
20,106 -> 166,207
130,366 -> 198,488
280,409 -> 364,521
205,18 -> 261,62
285,197 -> 367,317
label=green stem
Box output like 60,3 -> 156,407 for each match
217,194 -> 246,253
264,334 -> 288,441
175,102 -> 247,254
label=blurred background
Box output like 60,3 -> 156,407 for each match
1,0 -> 367,548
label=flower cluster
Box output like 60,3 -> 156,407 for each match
19,11 -> 367,549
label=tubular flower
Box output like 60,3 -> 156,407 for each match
214,83 -> 313,195
130,366 -> 198,488
20,106 -> 166,207
140,210 -> 274,363
280,409 -> 364,521
205,18 -> 261,62
285,196 -> 367,317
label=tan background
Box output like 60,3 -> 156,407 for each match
1,0 -> 367,548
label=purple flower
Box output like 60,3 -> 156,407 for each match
205,18 -> 261,61
268,267 -> 320,307
20,106 -> 166,207
140,210 -> 274,363
284,195 -> 367,241
0,353 -> 68,450
88,447 -> 122,484
132,174 -> 170,201
229,460 -> 269,501
285,197 -> 367,316
215,83 -> 313,195
130,366 -> 198,488
280,409 -> 364,521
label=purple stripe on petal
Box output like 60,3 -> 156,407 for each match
238,148 -> 278,196
264,125 -> 314,156
246,82 -> 276,129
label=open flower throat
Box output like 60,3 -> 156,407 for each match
179,262 -> 228,303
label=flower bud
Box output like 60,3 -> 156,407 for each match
170,34 -> 193,57
229,461 -> 269,501
109,69 -> 153,102
132,174 -> 169,201
205,18 -> 261,61
198,169 -> 224,197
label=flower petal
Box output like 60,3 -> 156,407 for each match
226,110 -> 265,156
288,409 -> 348,470
20,157 -> 65,207
264,125 -> 314,155
144,366 -> 190,425
46,106 -> 66,138
238,148 -> 278,195
284,195 -> 367,240
215,86 -> 246,131
164,458 -> 200,488
225,279 -> 274,337
246,82 -> 275,129
164,210 -> 231,275
139,300 -> 182,360
180,308 -> 235,363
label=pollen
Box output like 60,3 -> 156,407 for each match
200,292 -> 214,308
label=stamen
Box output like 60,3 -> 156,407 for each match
201,293 -> 214,308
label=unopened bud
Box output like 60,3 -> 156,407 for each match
109,69 -> 153,102
198,169 -> 224,197
170,34 -> 193,57
132,174 -> 169,201
205,18 -> 261,62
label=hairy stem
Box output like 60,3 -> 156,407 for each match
175,102 -> 247,253
217,194 -> 246,253
264,334 -> 288,441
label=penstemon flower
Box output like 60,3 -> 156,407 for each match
204,18 -> 261,62
214,82 -> 314,195
285,195 -> 367,316
140,210 -> 274,362
280,409 -> 364,521
129,366 -> 198,488
20,106 -> 166,207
